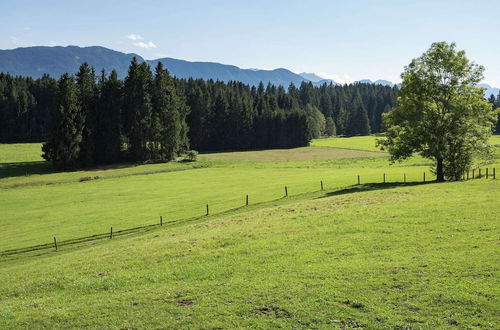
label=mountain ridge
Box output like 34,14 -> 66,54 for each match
0,46 -> 496,96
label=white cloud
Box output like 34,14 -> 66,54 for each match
133,41 -> 157,49
126,34 -> 144,41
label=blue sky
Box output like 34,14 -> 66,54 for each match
1,0 -> 499,86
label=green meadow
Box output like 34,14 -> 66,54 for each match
0,136 -> 498,328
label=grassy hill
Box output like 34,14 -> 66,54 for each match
0,136 -> 498,328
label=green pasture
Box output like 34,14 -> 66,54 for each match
0,179 -> 498,328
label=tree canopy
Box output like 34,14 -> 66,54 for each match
378,42 -> 498,181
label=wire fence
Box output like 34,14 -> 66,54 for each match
0,167 -> 495,257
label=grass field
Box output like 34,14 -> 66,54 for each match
0,180 -> 498,328
0,136 -> 498,328
311,135 -> 386,152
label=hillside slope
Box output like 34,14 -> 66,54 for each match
0,179 -> 498,328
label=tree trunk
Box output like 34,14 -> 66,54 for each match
436,157 -> 445,182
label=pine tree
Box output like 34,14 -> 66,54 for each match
123,58 -> 153,161
346,97 -> 371,136
94,70 -> 123,163
42,73 -> 83,169
325,116 -> 336,136
75,62 -> 97,167
152,62 -> 183,160
495,92 -> 500,133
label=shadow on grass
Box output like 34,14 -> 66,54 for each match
0,161 -> 54,179
317,181 -> 434,199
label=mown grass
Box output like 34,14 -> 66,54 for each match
199,146 -> 385,162
0,179 -> 498,328
1,137 -> 498,252
0,163 -> 439,251
311,135 -> 385,152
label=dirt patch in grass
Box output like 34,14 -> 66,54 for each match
253,306 -> 292,318
177,299 -> 194,307
199,147 -> 386,162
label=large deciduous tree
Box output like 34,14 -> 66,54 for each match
378,42 -> 498,181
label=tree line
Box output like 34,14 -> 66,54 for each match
0,58 -> 400,168
487,93 -> 500,133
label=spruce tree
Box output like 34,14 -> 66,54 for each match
325,116 -> 336,136
42,73 -> 83,169
75,62 -> 97,167
94,70 -> 123,163
152,62 -> 182,160
123,58 -> 153,161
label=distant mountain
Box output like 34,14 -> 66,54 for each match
0,46 -> 140,79
355,79 -> 373,84
299,72 -> 324,82
354,79 -> 394,87
478,83 -> 500,98
2,46 -> 493,95
148,57 -> 305,87
0,46 -> 305,87
374,80 -> 394,87
298,73 -> 339,86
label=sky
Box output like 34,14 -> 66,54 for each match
1,0 -> 499,86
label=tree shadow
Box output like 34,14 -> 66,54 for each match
0,161 -> 54,179
317,181 -> 433,199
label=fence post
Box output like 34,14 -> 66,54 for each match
494,168 -> 496,179
423,172 -> 426,183
110,227 -> 113,239
357,175 -> 360,185
285,186 -> 288,197
404,173 -> 406,183
246,194 -> 249,206
206,204 -> 209,216
53,237 -> 58,251
160,216 -> 163,226
383,173 -> 386,183
320,180 -> 324,191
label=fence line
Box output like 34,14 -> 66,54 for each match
1,167 -> 495,257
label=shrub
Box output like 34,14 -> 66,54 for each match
185,150 -> 198,162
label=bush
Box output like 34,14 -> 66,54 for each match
185,150 -> 198,162
79,176 -> 92,182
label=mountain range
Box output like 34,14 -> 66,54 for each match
0,45 -> 497,97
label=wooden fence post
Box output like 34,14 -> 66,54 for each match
494,168 -> 496,179
110,227 -> 113,239
206,204 -> 209,216
404,173 -> 406,183
246,194 -> 249,206
383,173 -> 386,183
320,180 -> 324,191
53,237 -> 58,251
160,216 -> 163,226
423,172 -> 426,183
357,175 -> 360,185
285,186 -> 288,197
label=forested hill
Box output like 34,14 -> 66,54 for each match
0,46 -> 305,86
0,59 -> 399,169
